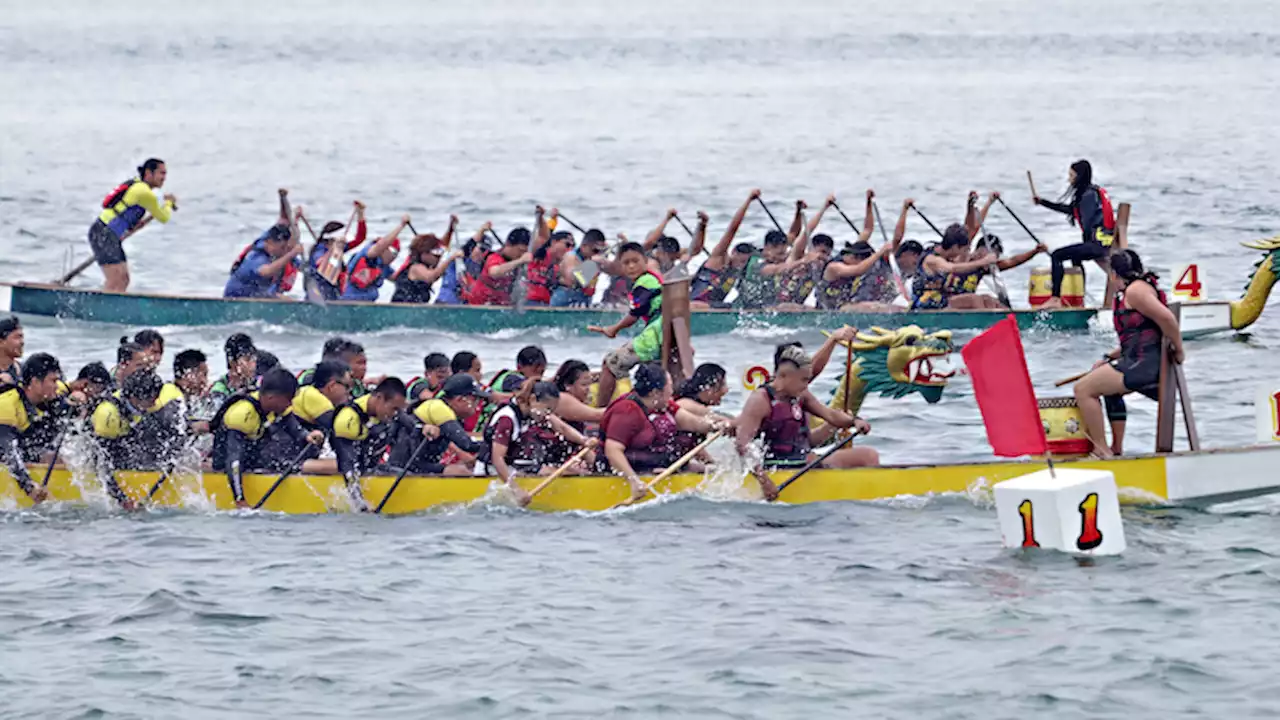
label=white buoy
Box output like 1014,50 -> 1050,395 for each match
1259,386 -> 1280,444
994,468 -> 1125,556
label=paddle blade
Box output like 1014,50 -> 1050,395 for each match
961,315 -> 1047,457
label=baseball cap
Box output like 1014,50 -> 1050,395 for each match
76,361 -> 112,386
441,373 -> 492,400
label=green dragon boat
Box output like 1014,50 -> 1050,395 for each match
0,282 -> 1095,335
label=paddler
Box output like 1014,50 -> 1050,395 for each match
112,341 -> 148,390
306,200 -> 366,301
467,227 -> 534,306
391,217 -> 461,305
735,344 -> 876,500
587,242 -> 665,407
209,333 -> 258,403
88,159 -> 177,293
332,377 -> 429,503
0,317 -> 25,384
158,349 -> 215,435
944,232 -> 1046,309
524,208 -> 575,306
66,362 -> 112,417
599,362 -> 726,502
223,213 -> 305,299
0,353 -> 63,504
387,373 -> 490,476
642,208 -> 706,274
91,371 -> 183,507
437,223 -> 496,305
817,241 -> 891,310
407,352 -> 452,402
691,190 -> 761,307
673,363 -> 732,461
210,368 -> 323,508
1073,249 -> 1184,458
552,229 -> 610,307
299,338 -> 370,398
341,214 -> 411,302
479,380 -> 594,506
551,359 -> 605,430
909,216 -> 996,311
1032,159 -> 1117,308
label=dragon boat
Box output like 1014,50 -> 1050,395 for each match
6,324 -> 1279,515
0,281 -> 1091,334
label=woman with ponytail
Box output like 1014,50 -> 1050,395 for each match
1033,159 -> 1118,307
1073,249 -> 1184,457
481,378 -> 592,505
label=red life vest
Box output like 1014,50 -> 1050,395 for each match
1074,186 -> 1116,232
102,179 -> 135,209
347,254 -> 384,290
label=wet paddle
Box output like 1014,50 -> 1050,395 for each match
773,430 -> 863,499
610,430 -> 724,510
39,432 -> 65,488
252,444 -> 315,510
527,443 -> 596,501
374,435 -> 432,514
755,198 -> 784,233
57,217 -> 154,285
557,213 -> 587,234
673,215 -> 695,238
1027,171 -> 1038,200
145,464 -> 178,502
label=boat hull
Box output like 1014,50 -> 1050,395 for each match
7,445 -> 1279,514
0,282 -> 1096,335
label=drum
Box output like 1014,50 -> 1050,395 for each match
588,376 -> 631,406
1028,267 -> 1085,307
1038,397 -> 1091,455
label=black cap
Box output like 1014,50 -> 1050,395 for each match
441,373 -> 491,400
0,316 -> 19,338
265,224 -> 291,242
732,242 -> 757,255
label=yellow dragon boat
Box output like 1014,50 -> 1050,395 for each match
7,443 -> 1280,513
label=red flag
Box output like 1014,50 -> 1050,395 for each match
961,315 -> 1047,457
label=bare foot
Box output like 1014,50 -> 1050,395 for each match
1039,296 -> 1065,310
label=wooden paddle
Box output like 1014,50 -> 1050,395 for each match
609,430 -> 724,510
1054,370 -> 1091,387
673,215 -> 695,238
373,434 -> 433,514
252,444 -> 316,510
1027,171 -> 1038,200
995,196 -> 1043,245
39,432 -> 65,488
755,197 -> 784,233
773,430 -> 863,499
57,217 -> 154,285
526,443 -> 596,501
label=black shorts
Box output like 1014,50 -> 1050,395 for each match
88,220 -> 126,266
1114,356 -> 1160,395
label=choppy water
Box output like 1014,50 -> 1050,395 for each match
3,0 -> 1280,717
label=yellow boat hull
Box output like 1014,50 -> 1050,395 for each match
8,444 -> 1280,513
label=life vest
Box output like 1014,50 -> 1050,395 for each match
780,263 -> 821,304
691,262 -> 741,303
817,260 -> 862,310
390,261 -> 435,304
102,179 -> 135,209
1113,278 -> 1167,363
525,252 -> 559,302
910,247 -> 950,310
308,241 -> 347,295
230,241 -> 299,292
210,392 -> 272,470
759,384 -> 810,461
472,252 -> 518,304
1075,186 -> 1116,233
601,394 -> 678,472
851,258 -> 898,304
346,251 -> 387,291
405,376 -> 443,401
734,256 -> 778,308
630,271 -> 663,325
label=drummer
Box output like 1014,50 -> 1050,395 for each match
1073,249 -> 1184,457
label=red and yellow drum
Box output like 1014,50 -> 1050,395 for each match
1029,267 -> 1084,307
1038,397 -> 1091,456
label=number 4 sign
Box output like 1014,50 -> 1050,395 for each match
1174,264 -> 1206,302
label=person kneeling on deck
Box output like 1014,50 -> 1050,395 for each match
735,344 -> 876,501
1073,249 -> 1184,458
387,373 -> 490,476
599,363 -> 726,503
0,353 -> 64,504
479,380 -> 594,506
91,371 -> 182,508
587,242 -> 664,407
211,369 -> 325,509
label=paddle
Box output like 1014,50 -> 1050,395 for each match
995,196 -> 1043,246
251,444 -> 315,510
773,430 -> 862,499
145,464 -> 179,502
1027,171 -> 1038,200
673,214 -> 695,238
755,198 -> 784,233
609,430 -> 724,510
526,443 -> 596,502
57,217 -> 154,285
1054,370 -> 1090,387
910,205 -> 944,238
872,200 -> 911,302
39,432 -> 65,488
557,213 -> 587,234
373,434 -> 433,514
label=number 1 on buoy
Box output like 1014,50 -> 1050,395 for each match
1272,391 -> 1280,440
1174,264 -> 1205,302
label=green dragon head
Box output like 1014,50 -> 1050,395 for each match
827,326 -> 955,418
